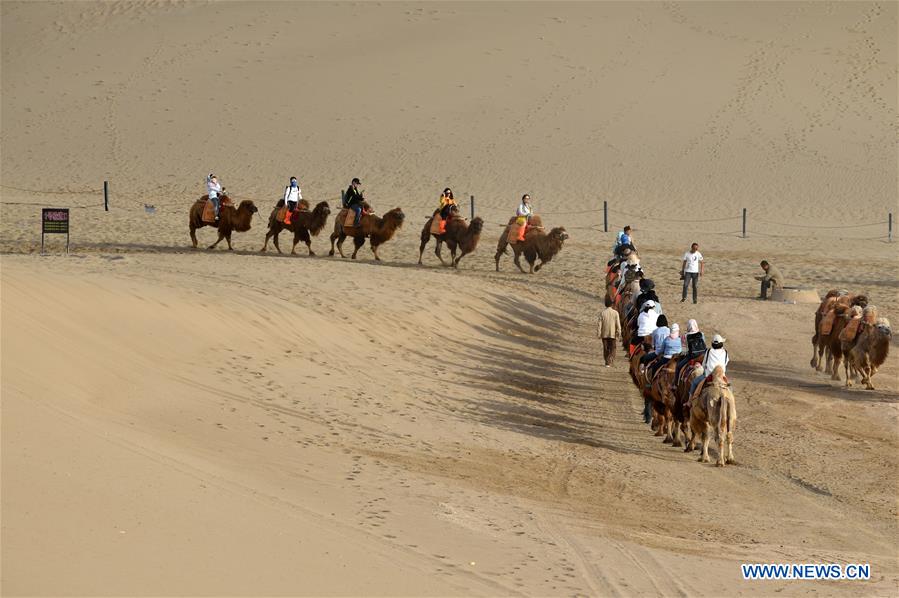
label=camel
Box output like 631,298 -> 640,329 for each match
679,363 -> 706,453
188,195 -> 259,250
494,215 -> 569,273
812,294 -> 869,380
329,207 -> 405,261
418,209 -> 485,268
686,366 -> 736,467
649,357 -> 682,446
628,342 -> 659,427
811,292 -> 867,371
260,200 -> 331,256
844,311 -> 891,390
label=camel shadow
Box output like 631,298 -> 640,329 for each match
730,361 -> 899,403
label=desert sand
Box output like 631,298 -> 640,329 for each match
1,1 -> 897,596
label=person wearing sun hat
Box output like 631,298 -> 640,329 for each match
689,333 -> 729,399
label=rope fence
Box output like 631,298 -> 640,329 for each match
1,181 -> 893,242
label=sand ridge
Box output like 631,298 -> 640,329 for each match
2,1 -> 898,595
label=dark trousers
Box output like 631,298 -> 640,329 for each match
760,279 -> 772,299
351,204 -> 363,225
682,272 -> 699,302
602,338 -> 616,365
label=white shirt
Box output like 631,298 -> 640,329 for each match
207,177 -> 222,199
637,310 -> 659,337
516,203 -> 532,218
702,347 -> 729,377
284,185 -> 303,204
683,251 -> 703,274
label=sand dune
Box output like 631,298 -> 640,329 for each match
2,1 -> 897,596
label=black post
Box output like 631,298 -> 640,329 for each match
470,195 -> 474,219
603,200 -> 608,233
742,208 -> 747,238
104,180 -> 109,211
889,212 -> 893,242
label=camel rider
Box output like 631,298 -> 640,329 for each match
647,323 -> 682,380
515,194 -> 533,241
438,188 -> 457,233
614,226 -> 634,257
634,300 -> 659,348
674,319 -> 708,384
631,279 -> 661,320
639,314 -> 669,366
283,176 -> 303,225
206,173 -> 223,220
344,177 -> 365,227
689,334 -> 729,400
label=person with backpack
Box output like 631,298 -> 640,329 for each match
283,176 -> 302,225
344,177 -> 365,226
673,319 -> 707,385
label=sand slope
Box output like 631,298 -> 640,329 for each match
1,1 -> 898,596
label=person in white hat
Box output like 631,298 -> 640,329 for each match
635,300 -> 659,344
689,333 -> 729,398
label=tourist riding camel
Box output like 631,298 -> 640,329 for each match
514,194 -> 533,241
344,177 -> 366,226
435,188 -> 457,234
206,173 -> 223,221
282,176 -> 303,225
674,319 -> 707,385
689,334 -> 729,401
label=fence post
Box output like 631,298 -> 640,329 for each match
470,195 -> 474,219
742,208 -> 747,238
603,200 -> 608,233
104,181 -> 109,211
889,212 -> 893,242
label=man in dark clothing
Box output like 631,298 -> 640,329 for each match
344,177 -> 365,226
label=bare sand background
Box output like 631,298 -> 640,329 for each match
2,1 -> 897,596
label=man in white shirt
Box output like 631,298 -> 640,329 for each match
681,242 -> 704,304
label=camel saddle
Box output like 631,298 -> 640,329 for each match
200,195 -> 232,224
275,203 -> 309,222
819,309 -> 838,336
430,216 -> 443,235
839,316 -> 862,343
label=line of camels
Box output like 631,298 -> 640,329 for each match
604,255 -> 892,467
810,291 -> 891,390
605,257 -> 737,467
187,194 -> 569,272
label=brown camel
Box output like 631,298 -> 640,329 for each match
686,366 -> 736,467
188,195 -> 259,250
494,215 -> 569,273
628,342 -> 657,426
650,356 -> 683,446
418,209 -> 485,268
810,289 -> 850,369
329,207 -> 405,261
812,294 -> 869,379
844,311 -> 891,390
679,363 -> 705,453
261,200 -> 331,256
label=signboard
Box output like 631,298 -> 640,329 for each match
41,208 -> 69,253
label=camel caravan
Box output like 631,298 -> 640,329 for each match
605,242 -> 737,467
811,290 -> 892,390
189,180 -> 569,273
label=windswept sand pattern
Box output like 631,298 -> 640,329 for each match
2,1 -> 898,595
